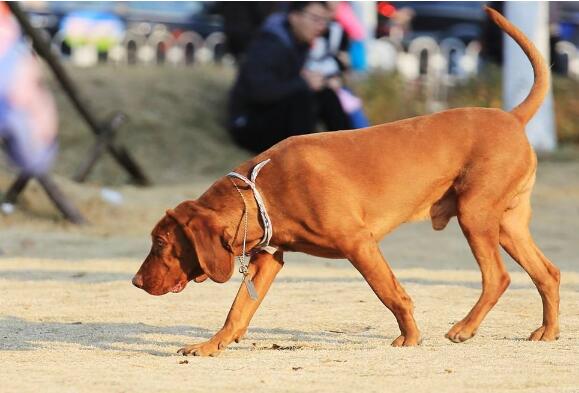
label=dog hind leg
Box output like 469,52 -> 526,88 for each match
499,188 -> 560,341
446,190 -> 511,343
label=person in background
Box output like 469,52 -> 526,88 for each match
228,1 -> 352,154
0,1 -> 58,176
305,1 -> 370,129
305,2 -> 350,94
213,2 -> 279,63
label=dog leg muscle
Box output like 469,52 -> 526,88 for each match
500,191 -> 560,341
343,231 -> 421,346
446,198 -> 510,343
178,251 -> 284,356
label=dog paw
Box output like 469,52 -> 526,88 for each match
177,327 -> 247,357
529,325 -> 559,341
177,341 -> 224,357
445,323 -> 477,343
391,334 -> 421,347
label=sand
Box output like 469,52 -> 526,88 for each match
0,159 -> 578,393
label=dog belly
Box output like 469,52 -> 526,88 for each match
365,179 -> 456,239
285,243 -> 345,259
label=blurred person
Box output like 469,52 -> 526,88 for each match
228,1 -> 352,154
213,2 -> 279,62
0,2 -> 58,176
305,1 -> 370,129
305,2 -> 350,84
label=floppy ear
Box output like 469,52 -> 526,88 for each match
167,204 -> 234,283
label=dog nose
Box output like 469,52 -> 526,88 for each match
132,274 -> 144,288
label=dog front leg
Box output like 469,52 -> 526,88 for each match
178,251 -> 284,357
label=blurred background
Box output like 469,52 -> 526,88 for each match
0,1 -> 578,226
1,4 -> 578,389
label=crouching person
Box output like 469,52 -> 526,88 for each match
228,1 -> 351,154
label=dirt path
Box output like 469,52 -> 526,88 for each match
0,161 -> 578,392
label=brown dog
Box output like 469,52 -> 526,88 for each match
133,7 -> 560,356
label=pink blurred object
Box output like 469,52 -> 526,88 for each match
0,1 -> 58,175
335,2 -> 365,41
0,2 -> 19,53
336,88 -> 362,113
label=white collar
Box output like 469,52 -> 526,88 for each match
227,159 -> 273,250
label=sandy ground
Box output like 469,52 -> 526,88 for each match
1,160 -> 578,393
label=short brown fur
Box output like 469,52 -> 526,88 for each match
133,7 -> 560,356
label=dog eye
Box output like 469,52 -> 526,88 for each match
153,237 -> 167,250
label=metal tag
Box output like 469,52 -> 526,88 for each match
244,276 -> 258,300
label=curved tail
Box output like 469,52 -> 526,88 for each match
485,6 -> 549,125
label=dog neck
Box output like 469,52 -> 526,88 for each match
227,178 -> 267,255
227,159 -> 273,249
197,177 -> 267,256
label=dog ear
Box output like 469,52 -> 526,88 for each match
167,203 -> 234,284
188,215 -> 234,283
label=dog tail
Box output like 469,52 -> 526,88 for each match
485,6 -> 549,125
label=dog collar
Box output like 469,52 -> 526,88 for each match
227,159 -> 274,251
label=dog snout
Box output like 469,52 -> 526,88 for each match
132,274 -> 144,288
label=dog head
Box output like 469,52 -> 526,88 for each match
132,201 -> 234,296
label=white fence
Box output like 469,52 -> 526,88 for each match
366,36 -> 577,111
554,40 -> 579,79
367,37 -> 483,111
47,26 -> 232,67
45,26 -> 579,85
368,36 -> 579,81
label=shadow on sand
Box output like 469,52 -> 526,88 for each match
0,316 -> 387,356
